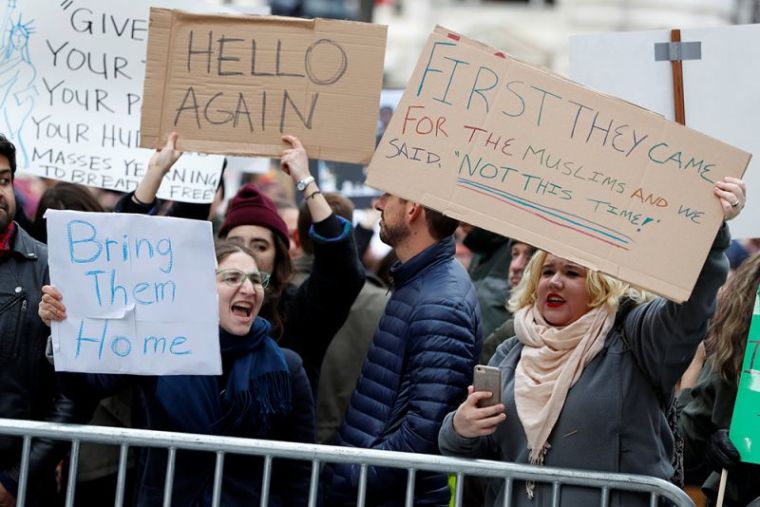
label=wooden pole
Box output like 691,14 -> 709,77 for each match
671,29 -> 686,125
715,468 -> 728,507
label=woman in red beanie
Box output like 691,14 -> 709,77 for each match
116,133 -> 365,394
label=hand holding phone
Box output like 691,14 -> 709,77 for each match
472,365 -> 501,408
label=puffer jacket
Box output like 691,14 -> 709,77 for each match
0,224 -> 84,505
323,236 -> 482,506
438,223 -> 730,507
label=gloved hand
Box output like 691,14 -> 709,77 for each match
705,429 -> 741,472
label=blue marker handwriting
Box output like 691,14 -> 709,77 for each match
66,219 -> 177,308
74,319 -> 191,360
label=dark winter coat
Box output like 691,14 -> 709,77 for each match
464,228 -> 511,338
480,318 -> 515,364
323,236 -> 482,506
0,224 -> 86,505
62,345 -> 314,506
678,362 -> 760,506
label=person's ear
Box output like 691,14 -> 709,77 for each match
406,201 -> 423,223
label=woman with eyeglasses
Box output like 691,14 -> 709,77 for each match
115,133 -> 365,394
38,241 -> 315,507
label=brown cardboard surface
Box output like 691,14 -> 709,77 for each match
366,27 -> 751,302
141,9 -> 387,164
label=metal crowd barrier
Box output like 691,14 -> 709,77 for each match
0,418 -> 695,507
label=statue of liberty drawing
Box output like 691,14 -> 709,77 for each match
0,0 -> 37,168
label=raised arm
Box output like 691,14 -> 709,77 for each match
134,132 -> 182,206
276,135 -> 365,388
622,177 -> 746,396
280,134 -> 330,222
115,132 -> 186,215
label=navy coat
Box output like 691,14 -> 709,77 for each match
63,348 -> 314,507
323,236 -> 482,506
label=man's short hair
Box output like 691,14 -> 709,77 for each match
0,134 -> 17,176
298,192 -> 354,255
423,207 -> 459,240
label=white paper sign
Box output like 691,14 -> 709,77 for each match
569,24 -> 760,238
1,0 -> 225,203
225,156 -> 271,174
46,210 -> 220,375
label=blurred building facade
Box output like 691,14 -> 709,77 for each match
213,0 -> 758,86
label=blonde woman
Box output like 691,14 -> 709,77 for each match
438,177 -> 746,507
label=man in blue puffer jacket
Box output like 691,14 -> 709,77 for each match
322,193 -> 482,506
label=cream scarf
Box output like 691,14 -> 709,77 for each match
513,303 -> 616,470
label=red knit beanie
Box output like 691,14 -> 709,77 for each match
219,184 -> 289,245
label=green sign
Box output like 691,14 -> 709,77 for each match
729,291 -> 760,465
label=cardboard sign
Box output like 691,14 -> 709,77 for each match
315,89 -> 404,208
46,210 -> 220,375
366,26 -> 751,302
140,9 -> 387,164
569,25 -> 760,239
0,0 -> 227,203
729,291 -> 760,465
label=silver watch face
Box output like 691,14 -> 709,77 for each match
297,178 -> 312,191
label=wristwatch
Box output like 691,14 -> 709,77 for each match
296,175 -> 315,192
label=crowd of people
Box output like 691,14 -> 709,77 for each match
0,128 -> 757,507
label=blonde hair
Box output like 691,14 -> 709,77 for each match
508,250 -> 649,315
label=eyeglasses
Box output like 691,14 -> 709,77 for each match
216,269 -> 271,289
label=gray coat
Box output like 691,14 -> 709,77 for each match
439,224 -> 730,507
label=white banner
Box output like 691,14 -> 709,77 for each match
569,25 -> 760,239
1,0 -> 227,202
47,210 -> 221,375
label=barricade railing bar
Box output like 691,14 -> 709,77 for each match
0,418 -> 695,507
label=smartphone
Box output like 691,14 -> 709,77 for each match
472,365 -> 501,408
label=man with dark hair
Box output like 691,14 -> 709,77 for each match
0,134 -> 84,506
423,206 -> 460,239
322,193 -> 481,506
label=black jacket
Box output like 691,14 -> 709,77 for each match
0,224 -> 85,504
679,363 -> 760,506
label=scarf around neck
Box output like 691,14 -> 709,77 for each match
513,303 -> 615,470
154,318 -> 292,437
